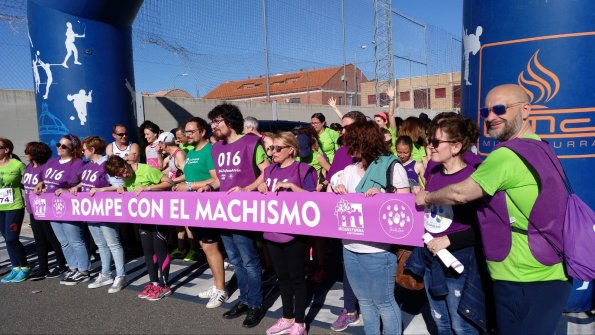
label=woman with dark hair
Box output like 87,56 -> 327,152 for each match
0,138 -> 29,283
140,120 -> 163,169
331,121 -> 409,335
310,112 -> 339,163
258,131 -> 317,335
396,135 -> 426,188
400,116 -> 428,162
23,142 -> 68,280
34,134 -> 90,285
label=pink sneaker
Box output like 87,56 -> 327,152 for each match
137,284 -> 155,299
266,318 -> 295,335
288,323 -> 307,335
146,285 -> 171,301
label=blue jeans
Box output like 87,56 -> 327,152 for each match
0,209 -> 27,267
343,247 -> 402,335
88,222 -> 126,277
221,231 -> 262,308
50,221 -> 90,272
423,265 -> 479,335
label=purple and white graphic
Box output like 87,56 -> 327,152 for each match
33,198 -> 47,218
52,197 -> 66,217
335,198 -> 364,236
378,199 -> 415,240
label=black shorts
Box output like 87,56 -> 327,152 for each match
189,227 -> 220,244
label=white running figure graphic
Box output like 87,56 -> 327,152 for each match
37,51 -> 54,100
67,89 -> 92,125
62,22 -> 85,68
32,51 -> 41,94
463,26 -> 483,86
125,78 -> 136,106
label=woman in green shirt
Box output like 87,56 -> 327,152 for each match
0,138 -> 30,283
310,113 -> 339,164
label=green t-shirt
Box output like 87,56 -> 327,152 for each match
389,127 -> 397,155
124,163 -> 163,191
0,159 -> 25,210
184,143 -> 215,182
179,143 -> 195,153
318,128 -> 339,164
471,134 -> 566,282
411,143 -> 426,163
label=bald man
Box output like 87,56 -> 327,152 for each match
415,84 -> 570,334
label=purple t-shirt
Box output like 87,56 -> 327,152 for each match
79,156 -> 110,192
326,146 -> 355,182
22,163 -> 44,212
40,158 -> 84,193
424,164 -> 478,238
211,135 -> 260,192
262,161 -> 317,243
402,160 -> 419,187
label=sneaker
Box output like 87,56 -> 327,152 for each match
146,285 -> 171,301
288,323 -> 308,335
206,289 -> 228,308
183,249 -> 199,262
331,309 -> 361,332
11,267 -> 31,283
1,268 -> 20,283
29,270 -> 47,281
138,284 -> 155,299
46,267 -> 67,279
87,274 -> 114,289
61,271 -> 91,286
170,248 -> 185,259
59,270 -> 76,284
108,276 -> 127,294
266,318 -> 295,335
198,285 -> 216,299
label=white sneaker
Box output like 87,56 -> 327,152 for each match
88,274 -> 114,289
206,289 -> 228,308
198,285 -> 216,299
108,276 -> 127,293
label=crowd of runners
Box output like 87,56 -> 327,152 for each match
0,84 -> 572,335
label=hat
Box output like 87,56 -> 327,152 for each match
374,112 -> 388,122
296,134 -> 312,158
157,132 -> 175,144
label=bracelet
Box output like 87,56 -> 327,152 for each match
167,179 -> 175,186
206,183 -> 214,192
185,182 -> 192,191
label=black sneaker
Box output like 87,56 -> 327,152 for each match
47,267 -> 67,279
242,307 -> 265,328
59,270 -> 76,284
29,270 -> 47,281
223,302 -> 250,319
61,271 -> 90,286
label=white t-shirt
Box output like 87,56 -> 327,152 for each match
336,162 -> 409,253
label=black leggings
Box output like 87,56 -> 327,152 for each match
139,225 -> 170,286
267,237 -> 307,323
29,214 -> 66,272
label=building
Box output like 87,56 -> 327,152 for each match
143,89 -> 194,98
204,65 -> 367,105
360,72 -> 462,111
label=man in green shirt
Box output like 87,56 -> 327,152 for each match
415,84 -> 570,334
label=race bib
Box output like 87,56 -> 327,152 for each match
424,204 -> 453,234
0,188 -> 14,205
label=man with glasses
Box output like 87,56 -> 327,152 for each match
415,84 -> 570,334
106,124 -> 140,163
199,103 -> 269,328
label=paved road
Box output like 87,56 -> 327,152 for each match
0,226 -> 593,334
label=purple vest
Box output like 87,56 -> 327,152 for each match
326,146 -> 355,181
425,165 -> 477,238
477,138 -> 566,265
402,160 -> 419,187
211,135 -> 261,192
40,158 -> 84,193
79,157 -> 110,192
22,163 -> 44,212
262,161 -> 317,243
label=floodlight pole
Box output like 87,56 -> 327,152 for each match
262,0 -> 271,103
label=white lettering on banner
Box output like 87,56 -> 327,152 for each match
128,198 -> 163,218
170,199 -> 189,220
71,197 -> 123,217
193,198 -> 320,228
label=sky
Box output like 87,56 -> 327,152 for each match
0,0 -> 464,97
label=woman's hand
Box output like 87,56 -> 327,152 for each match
69,186 -> 79,195
272,181 -> 293,193
427,236 -> 450,256
333,184 -> 348,194
116,186 -> 126,194
257,182 -> 268,194
55,188 -> 64,196
364,187 -> 380,197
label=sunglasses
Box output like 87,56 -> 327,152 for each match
115,132 -> 127,137
55,143 -> 72,150
428,139 -> 456,148
272,145 -> 290,153
479,102 -> 526,118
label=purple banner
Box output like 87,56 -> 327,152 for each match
30,192 -> 424,247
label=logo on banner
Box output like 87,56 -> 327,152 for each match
52,197 -> 66,218
33,198 -> 46,218
378,199 -> 414,240
334,199 -> 364,236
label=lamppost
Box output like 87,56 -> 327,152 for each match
172,73 -> 188,89
353,45 -> 367,106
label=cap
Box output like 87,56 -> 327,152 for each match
157,132 -> 175,144
296,134 -> 312,158
374,112 -> 388,122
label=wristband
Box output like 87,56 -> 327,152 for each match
185,182 -> 192,191
167,179 -> 175,186
206,183 -> 214,192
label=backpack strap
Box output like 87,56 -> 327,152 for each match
385,159 -> 399,194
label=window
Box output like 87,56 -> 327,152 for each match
453,85 -> 461,108
414,88 -> 430,109
399,91 -> 410,101
368,95 -> 377,104
289,98 -> 301,103
367,93 -> 389,105
435,87 -> 446,99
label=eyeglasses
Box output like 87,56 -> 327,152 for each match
210,119 -> 225,127
428,139 -> 457,148
272,145 -> 291,153
0,146 -> 6,150
184,129 -> 198,135
115,132 -> 127,137
479,102 -> 526,118
55,143 -> 72,150
266,146 -> 274,151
